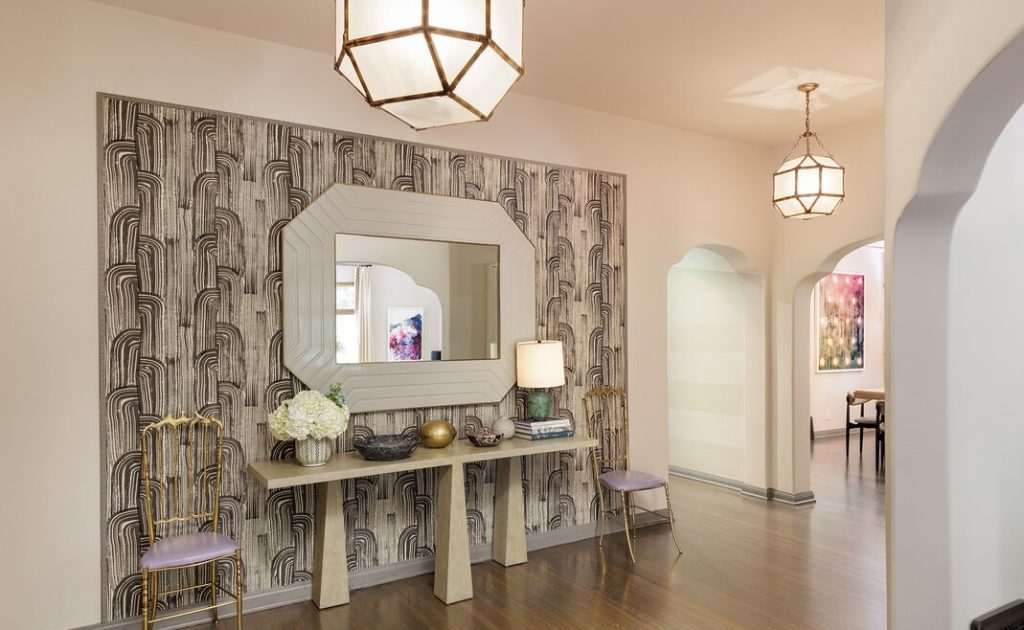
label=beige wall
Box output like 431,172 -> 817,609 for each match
0,1 -> 771,627
808,245 -> 885,433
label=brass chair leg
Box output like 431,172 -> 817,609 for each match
141,569 -> 150,630
210,559 -> 219,622
629,494 -> 638,539
235,549 -> 243,629
664,484 -> 683,555
620,490 -> 636,563
597,485 -> 607,547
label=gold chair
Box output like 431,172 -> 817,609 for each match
140,414 -> 243,629
583,387 -> 683,563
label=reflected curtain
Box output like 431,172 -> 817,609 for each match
356,265 -> 373,362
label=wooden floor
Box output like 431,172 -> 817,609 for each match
204,435 -> 886,629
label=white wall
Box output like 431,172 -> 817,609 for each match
667,248 -> 749,482
944,101 -> 1024,628
808,245 -> 885,432
0,1 -> 772,627
886,2 -> 1024,627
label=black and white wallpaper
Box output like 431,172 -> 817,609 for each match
98,94 -> 626,620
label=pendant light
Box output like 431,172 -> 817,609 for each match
334,0 -> 525,131
772,83 -> 845,219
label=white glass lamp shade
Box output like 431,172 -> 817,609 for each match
515,341 -> 566,389
772,153 -> 845,219
335,0 -> 524,130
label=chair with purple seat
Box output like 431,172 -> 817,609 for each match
583,387 -> 683,563
139,414 -> 243,629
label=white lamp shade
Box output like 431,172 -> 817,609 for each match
516,341 -> 566,388
336,0 -> 524,130
772,153 -> 845,219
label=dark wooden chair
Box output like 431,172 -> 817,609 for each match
875,401 -> 885,471
846,391 -> 883,459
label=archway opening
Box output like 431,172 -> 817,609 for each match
666,245 -> 767,494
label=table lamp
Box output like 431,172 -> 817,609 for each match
516,340 -> 566,421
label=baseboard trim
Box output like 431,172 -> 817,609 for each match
669,465 -> 744,492
771,489 -> 817,508
739,484 -> 772,501
813,428 -> 847,439
77,515 -> 668,630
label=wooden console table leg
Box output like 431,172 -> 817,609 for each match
313,480 -> 350,608
434,463 -> 473,604
493,456 -> 527,566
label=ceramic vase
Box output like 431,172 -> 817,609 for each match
296,437 -> 333,467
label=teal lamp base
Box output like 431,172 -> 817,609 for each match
526,389 -> 551,421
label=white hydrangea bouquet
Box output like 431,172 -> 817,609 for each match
269,384 -> 350,466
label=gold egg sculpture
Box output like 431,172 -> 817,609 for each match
419,420 -> 456,448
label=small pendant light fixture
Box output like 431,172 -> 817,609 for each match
334,0 -> 525,131
772,83 -> 845,219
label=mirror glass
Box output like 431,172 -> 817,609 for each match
335,233 -> 500,364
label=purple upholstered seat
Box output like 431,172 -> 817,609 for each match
141,532 -> 239,570
599,470 -> 667,492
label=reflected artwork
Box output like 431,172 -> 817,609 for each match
388,307 -> 423,361
816,272 -> 865,372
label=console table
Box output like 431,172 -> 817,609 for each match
248,434 -> 597,608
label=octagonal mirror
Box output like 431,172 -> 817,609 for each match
282,183 -> 536,413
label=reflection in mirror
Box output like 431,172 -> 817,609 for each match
335,234 -> 499,364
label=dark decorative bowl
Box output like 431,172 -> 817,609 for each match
467,428 -> 503,448
353,434 -> 420,461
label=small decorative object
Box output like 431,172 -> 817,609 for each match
467,426 -> 503,448
353,434 -> 420,461
816,272 -> 865,372
515,340 -> 566,421
772,82 -> 845,219
268,386 -> 350,467
419,420 -> 457,448
491,417 -> 516,440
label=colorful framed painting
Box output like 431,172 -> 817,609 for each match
387,307 -> 423,361
816,272 -> 865,372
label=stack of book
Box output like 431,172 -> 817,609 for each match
514,418 -> 574,440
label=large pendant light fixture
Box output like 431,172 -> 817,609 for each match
772,83 -> 845,219
334,0 -> 524,130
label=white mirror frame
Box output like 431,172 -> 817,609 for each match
282,183 -> 536,413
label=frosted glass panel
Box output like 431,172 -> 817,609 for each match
351,35 -> 441,101
428,0 -> 486,35
432,34 -> 482,83
796,167 -> 820,195
777,197 -> 805,217
338,53 -> 365,95
490,0 -> 524,64
348,0 -> 422,39
821,167 -> 844,195
814,196 -> 841,214
453,46 -> 519,116
778,156 -> 803,172
774,172 -> 795,199
382,95 -> 480,128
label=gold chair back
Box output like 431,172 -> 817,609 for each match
583,386 -> 630,475
140,414 -> 224,545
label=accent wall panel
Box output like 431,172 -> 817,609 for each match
98,94 -> 626,620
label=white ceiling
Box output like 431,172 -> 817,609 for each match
89,0 -> 883,146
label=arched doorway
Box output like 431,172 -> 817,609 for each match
791,237 -> 884,499
891,29 -> 1024,628
666,245 -> 769,497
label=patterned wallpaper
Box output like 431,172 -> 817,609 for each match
97,95 -> 627,620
